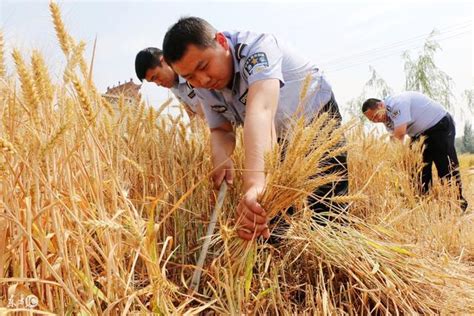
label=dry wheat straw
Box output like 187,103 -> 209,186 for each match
50,2 -> 72,56
12,49 -> 41,127
31,50 -> 54,105
0,137 -> 15,154
71,74 -> 94,124
0,31 -> 5,78
0,3 -> 472,314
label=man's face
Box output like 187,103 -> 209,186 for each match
364,102 -> 387,123
145,59 -> 176,88
170,33 -> 234,90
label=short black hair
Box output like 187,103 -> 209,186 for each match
135,47 -> 163,82
162,16 -> 217,64
362,98 -> 382,113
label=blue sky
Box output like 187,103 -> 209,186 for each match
1,0 -> 472,128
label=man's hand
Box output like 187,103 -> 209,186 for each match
211,156 -> 234,190
210,122 -> 236,190
234,79 -> 279,241
392,123 -> 407,141
236,185 -> 270,241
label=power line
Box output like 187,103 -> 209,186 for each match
324,29 -> 471,73
326,30 -> 470,73
320,21 -> 471,66
320,21 -> 471,69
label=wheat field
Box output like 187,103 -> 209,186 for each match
0,3 -> 473,315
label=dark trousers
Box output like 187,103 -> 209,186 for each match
269,94 -> 349,239
307,94 -> 349,219
412,113 -> 467,210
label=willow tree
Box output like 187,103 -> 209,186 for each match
347,65 -> 393,122
403,30 -> 454,110
462,88 -> 473,113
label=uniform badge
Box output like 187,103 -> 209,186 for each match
244,52 -> 269,76
211,105 -> 227,113
239,89 -> 248,105
386,105 -> 400,119
390,109 -> 400,119
187,90 -> 196,99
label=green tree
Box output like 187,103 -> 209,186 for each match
462,88 -> 473,115
462,121 -> 473,153
403,30 -> 454,110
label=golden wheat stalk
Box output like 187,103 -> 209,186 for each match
70,74 -> 95,124
41,123 -> 69,156
0,137 -> 15,154
11,49 -> 41,127
63,41 -> 86,83
100,97 -> 114,116
49,2 -> 72,56
31,50 -> 54,105
0,30 -> 5,78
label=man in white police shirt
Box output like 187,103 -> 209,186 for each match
135,47 -> 204,119
162,17 -> 348,241
362,91 -> 468,212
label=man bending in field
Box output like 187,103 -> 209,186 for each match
162,17 -> 349,241
362,91 -> 468,212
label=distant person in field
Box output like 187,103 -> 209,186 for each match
362,91 -> 468,212
135,47 -> 204,120
162,17 -> 349,241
